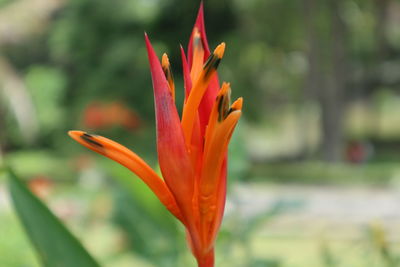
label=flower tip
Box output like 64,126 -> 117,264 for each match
68,131 -> 105,150
68,130 -> 84,139
196,1 -> 205,22
162,53 -> 169,66
231,97 -> 243,110
144,32 -> 152,48
144,33 -> 158,64
221,81 -> 231,88
68,130 -> 93,144
144,32 -> 150,42
214,42 -> 226,59
220,82 -> 231,95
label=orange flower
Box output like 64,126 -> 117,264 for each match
68,4 -> 242,267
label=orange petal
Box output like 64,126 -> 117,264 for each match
180,46 -> 192,101
187,2 -> 221,142
188,2 -> 210,66
68,130 -> 184,222
190,27 -> 205,83
201,109 -> 241,198
198,88 -> 242,246
208,158 -> 226,248
181,43 -> 225,147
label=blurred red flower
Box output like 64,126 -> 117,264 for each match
82,101 -> 140,130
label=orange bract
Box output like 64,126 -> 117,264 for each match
68,3 -> 242,267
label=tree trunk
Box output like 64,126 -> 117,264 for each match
375,0 -> 390,60
302,0 -> 323,158
319,0 -> 348,162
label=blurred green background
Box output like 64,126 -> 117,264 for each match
2,0 -> 400,266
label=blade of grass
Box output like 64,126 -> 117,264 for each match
7,168 -> 100,267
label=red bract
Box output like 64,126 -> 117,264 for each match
68,4 -> 242,266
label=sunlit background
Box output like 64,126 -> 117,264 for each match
1,0 -> 400,266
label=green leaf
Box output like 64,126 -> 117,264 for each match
7,169 -> 100,267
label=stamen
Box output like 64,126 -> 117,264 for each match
161,53 -> 175,101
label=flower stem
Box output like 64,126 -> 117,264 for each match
197,249 -> 214,267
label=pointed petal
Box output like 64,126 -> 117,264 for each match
68,130 -> 183,222
190,27 -> 205,83
187,3 -> 221,135
198,87 -> 242,246
200,108 -> 241,198
188,2 -> 210,67
181,43 -> 225,147
180,46 -> 203,167
144,34 -> 195,218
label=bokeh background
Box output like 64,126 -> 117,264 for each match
1,0 -> 400,266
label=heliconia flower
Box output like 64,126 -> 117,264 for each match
68,3 -> 242,267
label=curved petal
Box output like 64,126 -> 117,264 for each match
68,130 -> 184,222
144,34 -> 196,221
187,3 -> 221,135
208,158 -> 226,247
181,43 -> 225,147
190,27 -> 205,83
198,86 -> 242,246
200,105 -> 241,197
188,2 -> 210,67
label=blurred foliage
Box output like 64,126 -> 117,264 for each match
250,161 -> 400,186
7,169 -> 99,267
3,0 -> 400,159
2,0 -> 400,266
25,66 -> 66,133
106,161 -> 185,266
0,212 -> 40,267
